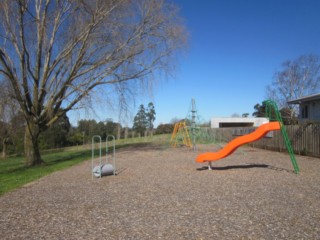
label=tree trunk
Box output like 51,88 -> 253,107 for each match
1,140 -> 7,159
2,138 -> 12,159
117,125 -> 121,140
24,124 -> 43,166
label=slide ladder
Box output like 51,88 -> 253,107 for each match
264,100 -> 299,174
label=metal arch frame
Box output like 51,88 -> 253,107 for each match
92,135 -> 102,179
106,135 -> 116,176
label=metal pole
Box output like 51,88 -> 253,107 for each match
208,161 -> 212,170
191,98 -> 197,151
106,135 -> 116,176
92,135 -> 102,179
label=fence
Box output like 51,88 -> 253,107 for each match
207,123 -> 320,158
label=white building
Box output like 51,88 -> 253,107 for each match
211,117 -> 269,128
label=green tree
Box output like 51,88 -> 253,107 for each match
0,0 -> 187,165
40,113 -> 71,149
0,121 -> 11,158
252,103 -> 266,117
252,102 -> 296,124
133,104 -> 148,136
96,121 -> 106,138
67,127 -> 84,146
279,107 -> 298,125
0,81 -> 24,158
77,120 -> 101,139
146,102 -> 156,130
155,123 -> 174,134
75,119 -> 121,142
105,120 -> 121,139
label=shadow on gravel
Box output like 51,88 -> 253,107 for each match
115,167 -> 127,175
197,164 -> 294,173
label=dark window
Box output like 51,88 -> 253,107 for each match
302,105 -> 308,118
219,122 -> 254,128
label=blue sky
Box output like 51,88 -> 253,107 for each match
145,0 -> 320,127
69,0 -> 320,127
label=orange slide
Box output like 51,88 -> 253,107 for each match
196,122 -> 281,163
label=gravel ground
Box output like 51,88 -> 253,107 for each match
1,143 -> 320,239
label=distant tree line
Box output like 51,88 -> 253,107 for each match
0,96 -> 305,157
0,102 -> 173,157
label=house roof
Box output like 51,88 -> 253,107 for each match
287,93 -> 320,104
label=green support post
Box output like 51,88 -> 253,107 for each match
263,100 -> 300,174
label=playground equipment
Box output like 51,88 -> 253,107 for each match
196,100 -> 300,174
264,100 -> 299,174
189,98 -> 197,151
92,135 -> 116,179
185,98 -> 216,150
106,135 -> 116,175
171,98 -> 210,149
196,122 -> 280,168
170,121 -> 192,148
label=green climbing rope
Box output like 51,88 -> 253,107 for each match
263,100 -> 300,174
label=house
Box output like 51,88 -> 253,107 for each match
287,93 -> 320,123
211,117 -> 269,128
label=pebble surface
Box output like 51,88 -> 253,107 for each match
1,143 -> 319,239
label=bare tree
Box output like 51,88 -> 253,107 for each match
0,0 -> 187,165
266,54 -> 320,109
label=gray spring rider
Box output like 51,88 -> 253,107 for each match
92,135 -> 116,178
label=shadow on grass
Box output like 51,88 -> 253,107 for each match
0,165 -> 30,174
46,151 -> 89,165
1,150 -> 91,175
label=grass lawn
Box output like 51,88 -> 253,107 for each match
0,149 -> 92,196
0,134 -> 171,196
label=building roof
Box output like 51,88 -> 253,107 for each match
287,93 -> 320,104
